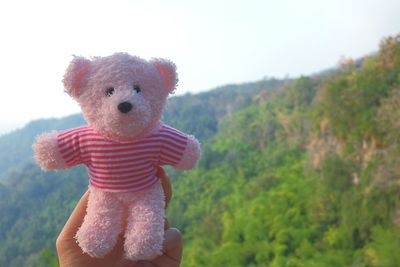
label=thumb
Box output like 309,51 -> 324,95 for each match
57,190 -> 89,242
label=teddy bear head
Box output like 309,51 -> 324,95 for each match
62,53 -> 178,141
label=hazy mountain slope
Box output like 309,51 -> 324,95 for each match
167,35 -> 400,266
1,34 -> 399,267
0,79 -> 283,181
163,79 -> 284,141
0,114 -> 85,180
0,165 -> 87,267
0,78 -> 283,266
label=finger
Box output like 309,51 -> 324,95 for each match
156,165 -> 167,178
158,167 -> 172,208
134,228 -> 182,267
163,228 -> 182,259
133,261 -> 156,267
164,218 -> 170,230
58,190 -> 90,240
151,228 -> 182,267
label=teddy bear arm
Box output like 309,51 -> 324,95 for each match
174,135 -> 201,170
33,131 -> 67,171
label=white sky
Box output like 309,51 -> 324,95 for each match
0,0 -> 399,130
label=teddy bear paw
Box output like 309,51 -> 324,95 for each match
124,235 -> 163,261
75,223 -> 119,258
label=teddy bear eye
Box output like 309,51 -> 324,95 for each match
106,87 -> 115,97
133,85 -> 141,93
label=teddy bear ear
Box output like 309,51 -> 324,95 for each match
151,58 -> 178,94
63,56 -> 91,98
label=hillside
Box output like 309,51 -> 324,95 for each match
0,78 -> 283,267
169,35 -> 400,266
0,114 -> 86,180
0,79 -> 281,181
1,34 -> 400,267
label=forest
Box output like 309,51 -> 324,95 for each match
0,34 -> 399,267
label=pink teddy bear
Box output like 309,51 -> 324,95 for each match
33,53 -> 201,260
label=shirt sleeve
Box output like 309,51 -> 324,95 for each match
159,125 -> 189,167
57,127 -> 85,167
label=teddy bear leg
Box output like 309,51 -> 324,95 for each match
75,187 -> 124,258
124,181 -> 165,260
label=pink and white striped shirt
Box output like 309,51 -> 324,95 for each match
57,123 -> 188,193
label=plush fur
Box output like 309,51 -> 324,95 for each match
32,53 -> 200,260
33,131 -> 65,170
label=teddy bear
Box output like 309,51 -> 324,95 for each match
32,53 -> 201,260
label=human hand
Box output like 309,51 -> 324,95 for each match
56,168 -> 182,267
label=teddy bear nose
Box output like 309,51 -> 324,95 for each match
118,102 -> 133,113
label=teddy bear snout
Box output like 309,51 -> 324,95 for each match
118,102 -> 133,113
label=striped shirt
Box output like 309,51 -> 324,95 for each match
57,123 -> 188,193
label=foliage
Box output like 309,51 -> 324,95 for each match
0,114 -> 85,180
170,34 -> 400,267
0,165 -> 87,267
1,34 -> 400,267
